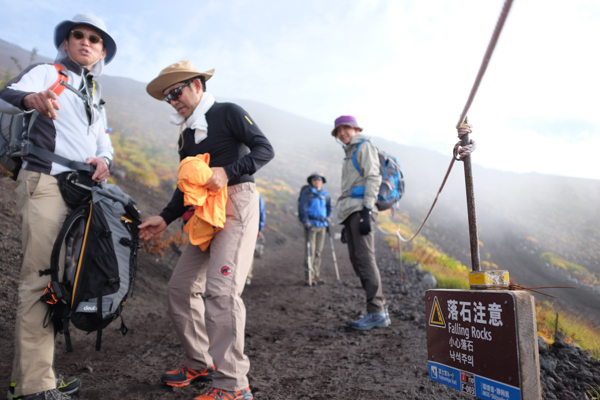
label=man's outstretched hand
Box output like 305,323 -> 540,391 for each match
24,90 -> 61,120
139,216 -> 167,240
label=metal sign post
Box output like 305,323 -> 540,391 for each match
460,119 -> 481,272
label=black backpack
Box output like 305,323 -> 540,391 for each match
351,140 -> 405,211
41,184 -> 141,352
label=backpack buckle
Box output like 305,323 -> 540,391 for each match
41,281 -> 68,305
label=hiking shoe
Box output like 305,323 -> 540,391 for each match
314,277 -> 326,285
14,389 -> 70,400
7,382 -> 15,400
192,387 -> 253,400
161,366 -> 215,387
9,377 -> 80,400
305,280 -> 315,287
350,311 -> 390,331
55,377 -> 81,396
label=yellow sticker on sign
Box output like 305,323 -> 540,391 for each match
245,116 -> 253,125
429,296 -> 446,328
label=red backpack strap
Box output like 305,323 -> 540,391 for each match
48,64 -> 69,96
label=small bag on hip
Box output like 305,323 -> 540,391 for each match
56,171 -> 98,209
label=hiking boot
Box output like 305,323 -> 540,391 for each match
314,277 -> 326,285
55,377 -> 81,396
192,387 -> 253,400
161,366 -> 215,387
14,389 -> 70,400
305,280 -> 315,287
8,377 -> 80,400
7,382 -> 15,400
350,311 -> 390,331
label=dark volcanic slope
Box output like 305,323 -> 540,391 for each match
0,174 -> 470,400
1,37 -> 599,324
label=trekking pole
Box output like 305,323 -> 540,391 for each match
326,226 -> 341,281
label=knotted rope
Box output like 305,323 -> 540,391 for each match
395,122 -> 474,245
454,123 -> 476,161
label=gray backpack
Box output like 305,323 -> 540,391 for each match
41,184 -> 141,352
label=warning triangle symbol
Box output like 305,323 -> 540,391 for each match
429,296 -> 446,328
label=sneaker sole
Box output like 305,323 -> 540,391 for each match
351,321 -> 390,331
58,379 -> 82,395
162,374 -> 214,387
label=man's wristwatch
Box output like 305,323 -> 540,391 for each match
102,157 -> 111,167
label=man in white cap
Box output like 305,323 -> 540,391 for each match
0,13 -> 116,400
140,61 -> 274,400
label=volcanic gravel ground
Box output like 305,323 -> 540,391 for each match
1,176 -> 598,399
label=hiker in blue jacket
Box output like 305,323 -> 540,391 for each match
298,172 -> 333,285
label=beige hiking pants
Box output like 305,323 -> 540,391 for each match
168,182 -> 259,391
303,226 -> 326,280
12,170 -> 69,396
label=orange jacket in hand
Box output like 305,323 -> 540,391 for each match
177,154 -> 228,250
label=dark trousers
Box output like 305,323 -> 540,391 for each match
344,211 -> 385,314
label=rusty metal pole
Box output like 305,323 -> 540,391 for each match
461,118 -> 480,272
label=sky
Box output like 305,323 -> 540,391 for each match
1,0 -> 599,180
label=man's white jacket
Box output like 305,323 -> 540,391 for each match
0,50 -> 113,176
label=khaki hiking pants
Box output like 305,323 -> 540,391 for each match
12,170 -> 70,397
343,211 -> 385,314
168,182 -> 259,391
303,226 -> 326,280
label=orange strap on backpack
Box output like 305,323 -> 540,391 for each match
47,64 -> 68,96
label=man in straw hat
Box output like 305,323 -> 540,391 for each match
140,60 -> 274,400
0,13 -> 117,400
298,172 -> 332,286
332,115 -> 390,331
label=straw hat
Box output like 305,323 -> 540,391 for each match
146,60 -> 215,100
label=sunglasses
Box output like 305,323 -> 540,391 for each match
70,29 -> 103,45
164,81 -> 193,103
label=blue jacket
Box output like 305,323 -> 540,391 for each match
298,186 -> 332,227
258,193 -> 266,232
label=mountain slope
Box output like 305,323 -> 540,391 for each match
2,39 -> 599,323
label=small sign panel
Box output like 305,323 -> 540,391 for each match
429,296 -> 446,328
426,290 -> 521,399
